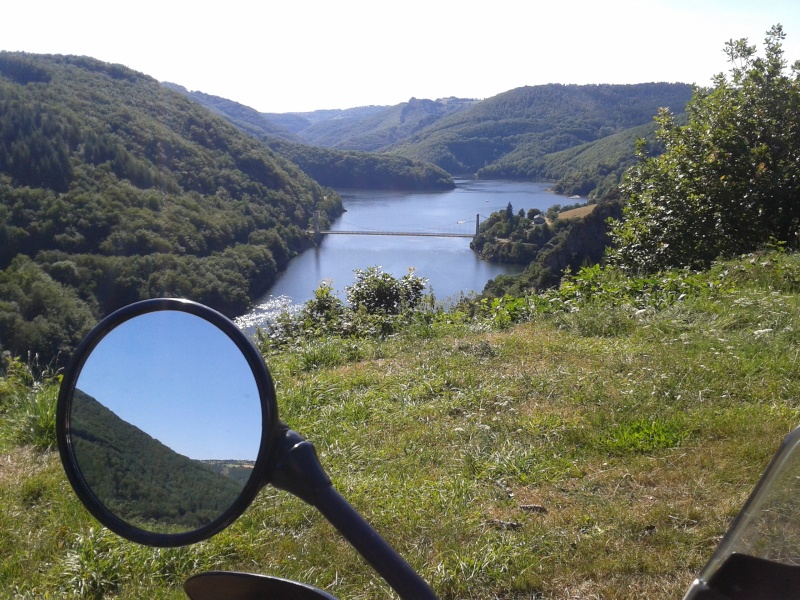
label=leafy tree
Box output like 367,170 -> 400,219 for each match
346,267 -> 427,315
545,204 -> 562,221
610,25 -> 800,271
0,256 -> 95,361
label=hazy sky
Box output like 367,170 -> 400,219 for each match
5,1 -> 800,113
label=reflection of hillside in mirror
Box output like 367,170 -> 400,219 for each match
201,460 -> 255,486
71,389 -> 250,534
74,310 -> 261,462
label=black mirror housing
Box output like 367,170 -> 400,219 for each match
57,298 -> 279,547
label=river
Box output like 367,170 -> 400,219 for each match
239,180 -> 562,329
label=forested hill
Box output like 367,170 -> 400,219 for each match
0,52 -> 343,363
387,83 -> 694,188
168,86 -> 456,190
496,121 -> 663,198
262,138 -> 455,190
71,389 -> 245,531
230,82 -> 692,197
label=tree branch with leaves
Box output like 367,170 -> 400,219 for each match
610,25 -> 800,272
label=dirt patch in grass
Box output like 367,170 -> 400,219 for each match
558,205 -> 597,220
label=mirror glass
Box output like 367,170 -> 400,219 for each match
69,310 -> 263,535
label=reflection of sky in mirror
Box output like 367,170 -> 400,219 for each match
77,311 -> 262,460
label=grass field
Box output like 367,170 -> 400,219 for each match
2,250 -> 800,599
557,204 -> 597,220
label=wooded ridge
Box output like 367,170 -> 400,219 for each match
167,86 -> 457,190
175,83 -> 693,198
71,389 -> 244,531
0,52 -> 342,362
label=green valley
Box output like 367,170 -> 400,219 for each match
3,24 -> 800,598
0,52 -> 696,365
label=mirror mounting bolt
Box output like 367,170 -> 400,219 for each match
269,427 -> 332,505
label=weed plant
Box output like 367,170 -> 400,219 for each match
2,251 -> 800,598
1,354 -> 61,451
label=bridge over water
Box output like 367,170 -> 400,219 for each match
318,230 -> 475,238
312,213 -> 481,242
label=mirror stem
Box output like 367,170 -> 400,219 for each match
270,427 -> 438,600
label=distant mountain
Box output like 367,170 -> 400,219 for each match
272,97 -> 478,151
387,83 -> 694,180
162,82 -> 301,142
202,459 -> 256,486
174,84 -> 690,199
263,105 -> 389,140
169,87 -> 456,190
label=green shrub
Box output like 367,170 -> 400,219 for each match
1,354 -> 60,451
257,267 -> 431,349
477,295 -> 532,329
345,266 -> 427,315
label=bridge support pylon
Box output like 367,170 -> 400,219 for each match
313,211 -> 323,245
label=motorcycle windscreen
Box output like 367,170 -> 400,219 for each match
683,426 -> 800,599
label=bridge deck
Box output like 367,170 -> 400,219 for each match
316,230 -> 475,238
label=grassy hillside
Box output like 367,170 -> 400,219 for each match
2,250 -> 799,599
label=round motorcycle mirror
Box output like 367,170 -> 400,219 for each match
56,298 -> 279,547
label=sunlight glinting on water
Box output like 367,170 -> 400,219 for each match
234,295 -> 300,331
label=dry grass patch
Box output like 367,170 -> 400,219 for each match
0,446 -> 45,485
557,205 -> 597,220
547,569 -> 696,600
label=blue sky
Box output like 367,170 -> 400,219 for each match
5,0 -> 800,112
76,311 -> 263,461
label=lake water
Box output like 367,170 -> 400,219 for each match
239,180 -> 560,328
